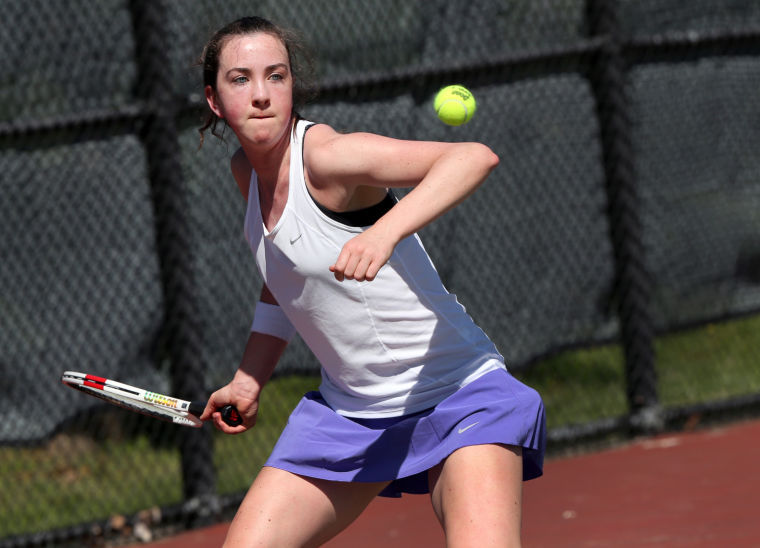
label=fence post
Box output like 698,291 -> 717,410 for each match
585,0 -> 662,432
128,0 -> 219,522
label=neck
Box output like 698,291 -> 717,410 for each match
243,118 -> 294,190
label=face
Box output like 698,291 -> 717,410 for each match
205,32 -> 294,149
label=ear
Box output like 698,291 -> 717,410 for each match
205,85 -> 224,119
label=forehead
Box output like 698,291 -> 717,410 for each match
219,32 -> 289,68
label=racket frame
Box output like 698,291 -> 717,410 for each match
62,371 -> 204,427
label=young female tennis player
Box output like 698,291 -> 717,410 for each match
199,16 -> 545,547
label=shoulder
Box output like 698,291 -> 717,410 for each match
230,147 -> 253,200
301,122 -> 340,154
303,124 -> 385,159
301,123 -> 346,189
302,124 -> 400,188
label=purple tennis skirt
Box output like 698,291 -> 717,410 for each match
265,368 -> 546,497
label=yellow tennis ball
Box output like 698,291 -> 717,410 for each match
434,85 -> 477,126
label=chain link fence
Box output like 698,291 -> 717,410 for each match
2,0 -> 760,545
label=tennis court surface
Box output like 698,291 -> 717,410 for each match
136,418 -> 760,547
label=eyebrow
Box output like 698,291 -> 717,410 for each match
225,63 -> 289,77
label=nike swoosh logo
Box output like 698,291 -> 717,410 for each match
457,422 -> 479,434
290,234 -> 302,245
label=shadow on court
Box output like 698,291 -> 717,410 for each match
135,418 -> 760,547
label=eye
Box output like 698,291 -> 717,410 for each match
232,75 -> 248,85
270,73 -> 284,81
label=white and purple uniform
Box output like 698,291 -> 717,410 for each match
244,120 -> 545,495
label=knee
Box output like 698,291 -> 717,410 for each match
222,518 -> 281,548
223,522 -> 320,548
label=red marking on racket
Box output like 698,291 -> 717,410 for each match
83,375 -> 106,390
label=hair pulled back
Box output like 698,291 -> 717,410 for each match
198,16 -> 316,146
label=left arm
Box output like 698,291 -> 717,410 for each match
305,127 -> 500,281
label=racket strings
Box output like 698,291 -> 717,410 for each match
69,384 -> 200,427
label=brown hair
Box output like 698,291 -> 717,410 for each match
198,16 -> 316,146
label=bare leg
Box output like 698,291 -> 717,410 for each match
428,444 -> 523,548
224,466 -> 389,548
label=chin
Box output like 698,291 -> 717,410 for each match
248,120 -> 288,143
244,131 -> 280,148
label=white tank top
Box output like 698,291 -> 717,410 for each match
244,120 -> 504,417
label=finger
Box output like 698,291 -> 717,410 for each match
199,395 -> 220,421
330,250 -> 350,281
330,265 -> 344,282
342,253 -> 363,280
213,411 -> 248,434
364,259 -> 382,282
352,256 -> 374,282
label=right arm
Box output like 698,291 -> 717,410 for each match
201,152 -> 288,432
201,285 -> 289,433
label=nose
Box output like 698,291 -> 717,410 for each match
251,78 -> 270,109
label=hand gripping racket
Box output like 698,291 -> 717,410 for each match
61,371 -> 242,428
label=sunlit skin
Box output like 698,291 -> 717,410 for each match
204,34 -> 501,287
205,33 -> 294,155
205,33 -> 296,245
202,29 -> 502,434
201,27 -> 524,548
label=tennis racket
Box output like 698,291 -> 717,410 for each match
61,371 -> 242,428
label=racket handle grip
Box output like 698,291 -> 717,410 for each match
189,402 -> 243,427
220,405 -> 243,427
